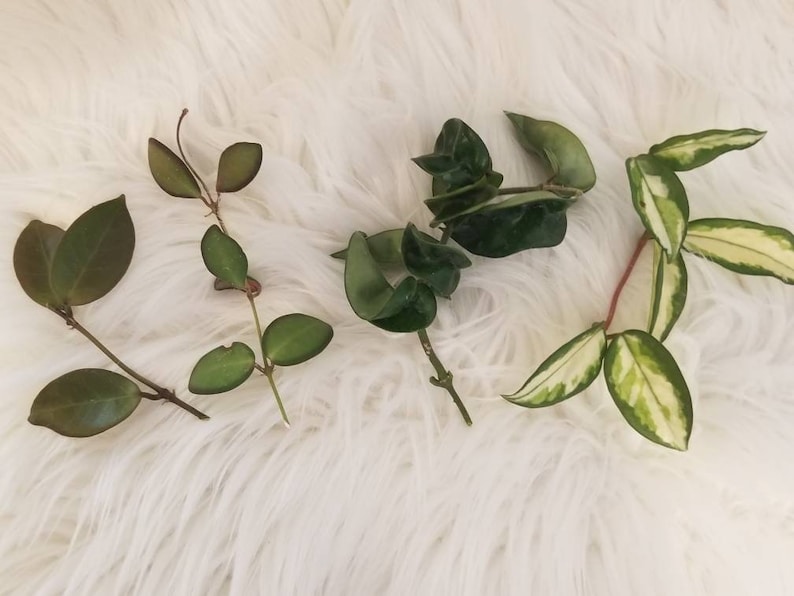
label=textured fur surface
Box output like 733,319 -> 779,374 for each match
3,1 -> 794,594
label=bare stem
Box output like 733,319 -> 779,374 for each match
417,328 -> 472,425
604,232 -> 650,331
440,225 -> 453,244
497,184 -> 582,197
265,367 -> 291,429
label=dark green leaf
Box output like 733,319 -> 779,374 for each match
649,129 -> 766,171
343,231 -> 395,320
50,196 -> 135,306
29,369 -> 141,437
371,281 -> 437,333
148,138 -> 202,198
262,313 -> 333,366
401,223 -> 471,297
13,221 -> 65,307
189,342 -> 255,394
201,225 -> 248,289
332,228 -> 438,265
425,118 -> 500,195
216,142 -> 263,193
425,178 -> 499,226
411,153 -> 459,176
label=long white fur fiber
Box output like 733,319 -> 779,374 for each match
2,1 -> 794,594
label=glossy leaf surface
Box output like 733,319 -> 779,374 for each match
401,223 -> 471,297
189,342 -> 255,394
343,231 -> 395,320
648,241 -> 688,341
649,128 -> 766,171
201,225 -> 248,289
216,142 -> 263,193
370,281 -> 437,333
262,313 -> 334,366
424,178 -> 498,226
148,138 -> 202,198
13,221 -> 65,307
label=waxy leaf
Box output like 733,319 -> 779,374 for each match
648,241 -> 688,341
148,138 -> 202,198
401,223 -> 471,297
604,330 -> 692,451
332,229 -> 403,266
29,369 -> 141,437
504,323 -> 607,407
683,219 -> 794,284
626,155 -> 689,260
649,128 -> 766,171
425,178 -> 499,226
201,225 -> 248,289
344,231 -> 395,320
50,196 -> 135,306
189,342 -> 255,394
217,142 -> 263,193
262,313 -> 333,366
370,280 -> 437,333
505,112 -> 596,192
14,221 -> 65,307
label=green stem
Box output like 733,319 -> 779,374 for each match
497,183 -> 582,197
265,367 -> 291,429
440,225 -> 453,245
417,328 -> 472,425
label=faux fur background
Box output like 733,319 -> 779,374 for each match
2,1 -> 794,594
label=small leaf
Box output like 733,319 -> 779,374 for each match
370,281 -> 437,333
332,229 -> 405,266
604,330 -> 693,451
189,342 -> 255,394
504,323 -> 606,407
344,231 -> 395,320
649,128 -> 766,171
411,153 -> 460,176
148,138 -> 202,198
13,221 -> 65,307
201,225 -> 248,289
683,218 -> 794,284
505,112 -> 596,192
216,142 -> 263,193
29,369 -> 141,437
50,196 -> 135,306
625,155 -> 689,260
425,178 -> 499,226
262,314 -> 333,366
426,118 -> 499,195
648,241 -> 688,341
401,223 -> 471,297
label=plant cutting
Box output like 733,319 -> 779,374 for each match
148,110 -> 333,428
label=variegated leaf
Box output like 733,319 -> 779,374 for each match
503,323 -> 606,407
648,241 -> 688,341
683,219 -> 794,284
649,128 -> 765,171
604,330 -> 692,451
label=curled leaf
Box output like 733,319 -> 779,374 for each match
401,223 -> 471,297
148,138 -> 202,199
13,221 -> 65,307
424,177 -> 498,226
370,281 -> 437,333
262,313 -> 333,366
343,231 -> 395,320
649,128 -> 766,171
189,342 -> 255,394
216,142 -> 263,193
648,241 -> 688,341
201,225 -> 248,289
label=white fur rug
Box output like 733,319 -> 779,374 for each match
3,1 -> 794,594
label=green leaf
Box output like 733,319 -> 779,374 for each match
401,223 -> 471,297
505,112 -> 596,192
262,313 -> 333,366
370,281 -> 437,333
411,153 -> 460,176
189,342 -> 255,394
503,323 -> 607,407
683,218 -> 794,284
332,229 -> 404,265
216,142 -> 263,193
200,225 -> 248,289
343,231 -> 396,320
425,178 -> 499,226
648,241 -> 688,341
649,128 -> 766,171
50,196 -> 135,306
625,155 -> 689,260
29,369 -> 141,437
604,330 -> 693,451
148,138 -> 202,199
13,221 -> 65,307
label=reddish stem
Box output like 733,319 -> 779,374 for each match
604,232 -> 650,331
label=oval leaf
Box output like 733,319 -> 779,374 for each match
402,223 -> 471,297
344,231 -> 395,320
189,342 -> 255,394
148,138 -> 202,198
649,128 -> 766,171
201,225 -> 248,289
505,112 -> 596,192
604,330 -> 693,451
50,196 -> 135,306
683,218 -> 794,284
625,155 -> 689,260
371,281 -> 437,333
648,241 -> 688,341
504,323 -> 607,407
216,142 -> 263,193
29,369 -> 141,437
262,314 -> 333,366
13,221 -> 65,307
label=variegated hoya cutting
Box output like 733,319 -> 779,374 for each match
649,128 -> 766,171
648,241 -> 688,341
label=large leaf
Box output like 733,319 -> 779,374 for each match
370,281 -> 437,333
604,330 -> 692,451
505,112 -> 596,192
29,369 -> 141,437
189,342 -> 255,394
401,223 -> 471,297
683,218 -> 794,284
344,231 -> 395,320
13,221 -> 65,307
504,323 -> 606,407
649,128 -> 766,171
424,177 -> 498,226
50,196 -> 135,306
262,313 -> 333,366
148,138 -> 202,199
200,225 -> 248,289
648,241 -> 688,341
216,142 -> 263,193
625,155 -> 689,260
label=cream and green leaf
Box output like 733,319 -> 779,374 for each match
503,323 -> 606,407
649,128 -> 766,172
604,330 -> 692,451
647,241 -> 688,341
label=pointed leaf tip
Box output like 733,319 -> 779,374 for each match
148,138 -> 202,198
200,225 -> 248,289
216,142 -> 263,193
649,128 -> 766,171
262,314 -> 333,366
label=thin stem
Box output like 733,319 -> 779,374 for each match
604,232 -> 650,331
440,225 -> 453,245
176,109 -> 214,205
417,328 -> 472,425
247,290 -> 264,342
497,184 -> 583,197
265,368 -> 291,429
